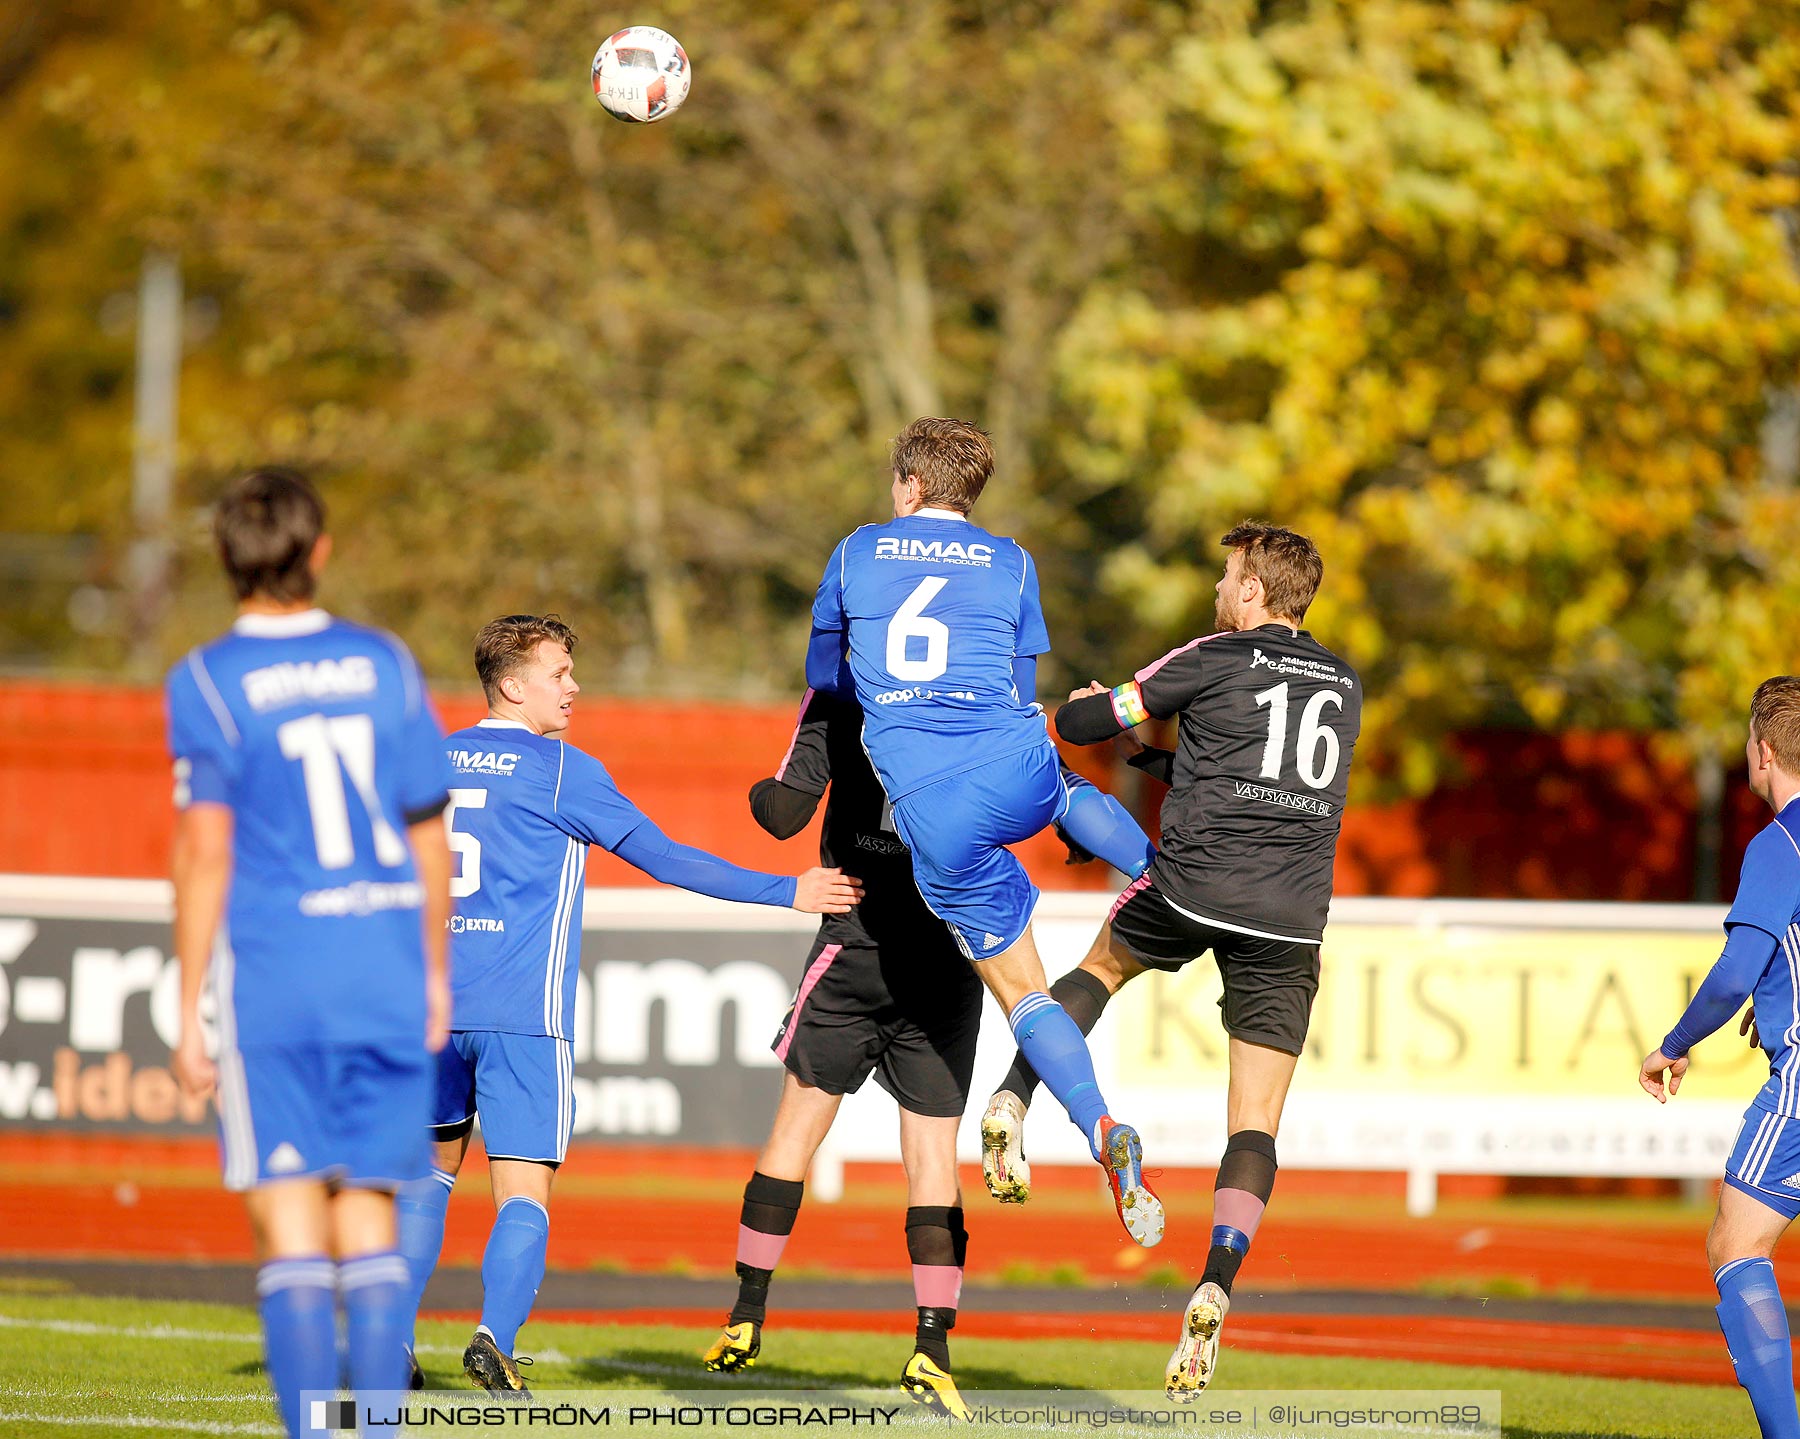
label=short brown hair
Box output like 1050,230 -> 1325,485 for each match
215,468 -> 325,602
1222,520 -> 1324,622
474,614 -> 578,703
890,417 -> 994,513
1751,677 -> 1800,772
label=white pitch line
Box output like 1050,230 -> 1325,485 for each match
0,1412 -> 279,1436
0,1313 -> 259,1344
0,1390 -> 256,1404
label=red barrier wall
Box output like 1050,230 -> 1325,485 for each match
0,680 -> 1758,900
0,682 -> 1110,889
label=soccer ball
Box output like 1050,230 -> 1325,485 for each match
591,26 -> 691,124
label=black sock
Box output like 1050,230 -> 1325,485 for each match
730,1172 -> 804,1326
1199,1244 -> 1246,1293
914,1307 -> 955,1370
1200,1130 -> 1277,1297
906,1205 -> 963,1368
996,968 -> 1112,1110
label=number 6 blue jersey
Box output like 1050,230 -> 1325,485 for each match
163,610 -> 453,1047
808,509 -> 1052,802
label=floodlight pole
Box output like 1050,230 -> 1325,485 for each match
128,249 -> 182,674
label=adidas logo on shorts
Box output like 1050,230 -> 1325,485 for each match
268,1142 -> 305,1174
982,932 -> 1004,951
1780,1173 -> 1800,1192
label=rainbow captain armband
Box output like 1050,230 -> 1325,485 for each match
1109,681 -> 1150,729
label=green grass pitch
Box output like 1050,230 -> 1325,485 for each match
0,1289 -> 1754,1438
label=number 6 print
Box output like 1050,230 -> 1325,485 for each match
886,577 -> 950,682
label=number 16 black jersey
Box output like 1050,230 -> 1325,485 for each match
1131,624 -> 1361,944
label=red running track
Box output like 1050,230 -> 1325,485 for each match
0,1172 -> 1714,1298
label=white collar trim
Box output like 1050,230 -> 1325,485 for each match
477,718 -> 533,731
232,608 -> 331,637
913,506 -> 968,522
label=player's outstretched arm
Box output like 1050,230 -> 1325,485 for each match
612,816 -> 861,912
407,814 -> 454,1053
170,803 -> 233,1102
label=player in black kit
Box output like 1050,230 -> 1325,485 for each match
984,521 -> 1361,1400
704,686 -> 1156,1416
701,688 -> 978,1417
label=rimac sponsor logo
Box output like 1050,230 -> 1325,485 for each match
1249,648 -> 1355,688
449,750 -> 519,775
1233,780 -> 1334,816
448,915 -> 505,934
242,656 -> 378,712
298,880 -> 424,917
873,537 -> 995,565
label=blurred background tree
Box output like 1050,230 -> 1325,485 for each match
2,0 -> 1797,804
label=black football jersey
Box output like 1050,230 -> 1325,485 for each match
1135,624 -> 1361,942
772,689 -> 960,954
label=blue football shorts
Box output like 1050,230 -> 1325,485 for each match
430,1030 -> 574,1165
889,740 -> 1069,962
217,1040 -> 432,1193
1725,1102 -> 1800,1220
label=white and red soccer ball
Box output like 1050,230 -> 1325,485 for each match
592,26 -> 690,124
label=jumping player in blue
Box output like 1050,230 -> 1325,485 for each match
167,469 -> 455,1438
805,417 -> 1161,1246
394,614 -> 860,1396
1642,676 -> 1800,1439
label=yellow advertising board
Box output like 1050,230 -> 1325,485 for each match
1114,922 -> 1763,1100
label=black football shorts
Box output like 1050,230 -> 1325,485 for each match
770,932 -> 981,1118
1108,878 -> 1320,1055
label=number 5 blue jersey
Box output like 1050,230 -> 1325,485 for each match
163,610 -> 452,1047
440,720 -> 649,1040
808,510 -> 1052,802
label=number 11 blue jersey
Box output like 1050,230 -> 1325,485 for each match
164,609 -> 453,1048
808,509 -> 1052,803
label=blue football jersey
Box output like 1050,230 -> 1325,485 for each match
809,509 -> 1053,801
164,610 -> 452,1047
1726,805 -> 1800,1118
439,720 -> 648,1039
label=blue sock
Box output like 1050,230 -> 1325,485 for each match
1008,992 -> 1111,1157
1058,777 -> 1156,879
1716,1256 -> 1800,1439
396,1167 -> 455,1351
256,1256 -> 337,1438
480,1196 -> 550,1355
340,1250 -> 411,1401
